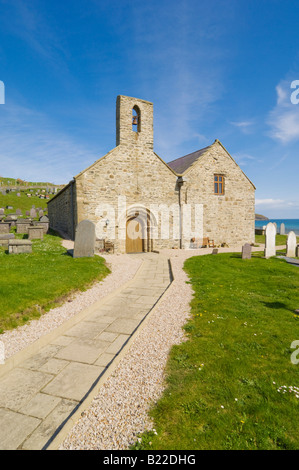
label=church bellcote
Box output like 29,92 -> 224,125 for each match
116,95 -> 154,149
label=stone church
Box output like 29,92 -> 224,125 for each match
48,95 -> 255,253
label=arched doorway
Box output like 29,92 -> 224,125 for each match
126,216 -> 144,253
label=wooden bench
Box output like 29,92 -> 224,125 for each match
190,237 -> 215,248
202,237 -> 215,248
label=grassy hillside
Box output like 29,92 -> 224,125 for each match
0,190 -> 52,215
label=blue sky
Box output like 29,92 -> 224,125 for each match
0,0 -> 299,217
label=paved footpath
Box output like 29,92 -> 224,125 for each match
0,253 -> 172,450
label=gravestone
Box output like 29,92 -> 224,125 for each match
73,220 -> 96,258
0,208 -> 4,215
212,248 -> 218,255
264,223 -> 276,258
16,209 -> 22,216
30,208 -> 37,218
242,243 -> 252,259
0,233 -> 15,246
26,210 -> 30,216
28,226 -> 44,240
17,193 -> 21,197
280,223 -> 285,235
39,210 -> 44,217
8,239 -> 32,254
0,223 -> 10,234
286,231 -> 297,257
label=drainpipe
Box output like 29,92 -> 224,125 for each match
177,176 -> 184,249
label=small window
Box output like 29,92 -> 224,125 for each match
214,175 -> 224,195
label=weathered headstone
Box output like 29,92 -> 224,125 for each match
8,239 -> 32,254
280,223 -> 285,235
28,226 -> 44,240
17,193 -> 21,197
286,231 -> 297,257
73,220 -> 96,258
16,209 -> 22,216
0,233 -> 15,246
212,248 -> 218,255
264,222 -> 276,258
30,208 -> 37,218
0,208 -> 4,215
26,210 -> 30,216
0,223 -> 10,234
242,243 -> 252,259
16,220 -> 33,234
39,209 -> 44,217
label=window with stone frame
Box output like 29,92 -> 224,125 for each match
214,174 -> 225,195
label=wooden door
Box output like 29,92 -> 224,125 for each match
126,218 -> 144,253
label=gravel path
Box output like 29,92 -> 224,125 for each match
60,250 -> 196,450
1,242 -> 142,360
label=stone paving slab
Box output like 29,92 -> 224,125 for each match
0,252 -> 172,450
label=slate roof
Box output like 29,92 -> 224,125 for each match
167,145 -> 212,174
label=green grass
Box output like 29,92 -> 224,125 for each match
132,253 -> 299,450
0,231 -> 110,333
255,234 -> 299,246
0,190 -> 52,215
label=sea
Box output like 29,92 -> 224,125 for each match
255,219 -> 299,235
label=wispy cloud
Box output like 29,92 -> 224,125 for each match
233,152 -> 262,166
230,120 -> 255,134
267,81 -> 299,143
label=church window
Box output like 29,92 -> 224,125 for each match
214,175 -> 224,195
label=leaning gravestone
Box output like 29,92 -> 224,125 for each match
265,222 -> 276,258
242,243 -> 252,259
73,220 -> 96,258
280,223 -> 285,235
286,231 -> 297,258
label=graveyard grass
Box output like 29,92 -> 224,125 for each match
0,231 -> 110,333
132,252 -> 299,450
0,190 -> 50,215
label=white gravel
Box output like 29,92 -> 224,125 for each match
1,241 -> 142,360
60,249 -> 197,450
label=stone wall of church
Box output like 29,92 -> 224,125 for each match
47,181 -> 76,239
75,144 -> 180,253
180,140 -> 255,247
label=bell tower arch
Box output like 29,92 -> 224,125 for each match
116,95 -> 153,149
